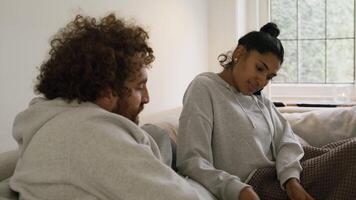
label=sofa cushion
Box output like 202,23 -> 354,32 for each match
0,178 -> 18,200
0,150 -> 18,182
283,106 -> 356,147
141,123 -> 177,170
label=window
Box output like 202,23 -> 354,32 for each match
268,0 -> 356,102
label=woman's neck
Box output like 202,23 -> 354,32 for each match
218,68 -> 235,88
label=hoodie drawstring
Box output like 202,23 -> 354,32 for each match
226,86 -> 256,128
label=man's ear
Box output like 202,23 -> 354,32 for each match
95,88 -> 118,111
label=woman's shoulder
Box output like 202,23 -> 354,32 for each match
190,72 -> 221,89
183,72 -> 220,102
193,72 -> 215,82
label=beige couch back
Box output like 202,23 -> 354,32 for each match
0,150 -> 17,181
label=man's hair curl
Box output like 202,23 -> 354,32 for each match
35,13 -> 154,102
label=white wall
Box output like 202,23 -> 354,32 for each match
0,0 -> 208,152
207,0 -> 237,73
206,0 -> 269,72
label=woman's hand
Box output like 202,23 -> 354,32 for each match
285,178 -> 314,200
239,186 -> 260,200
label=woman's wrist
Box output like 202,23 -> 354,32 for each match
285,178 -> 300,190
239,186 -> 260,200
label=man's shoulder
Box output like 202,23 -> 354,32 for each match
70,107 -> 150,143
55,105 -> 122,122
38,106 -> 135,140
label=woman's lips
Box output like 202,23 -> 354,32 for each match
247,81 -> 258,93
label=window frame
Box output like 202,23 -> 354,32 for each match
259,0 -> 356,102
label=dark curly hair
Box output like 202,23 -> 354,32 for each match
35,13 -> 154,102
218,22 -> 284,68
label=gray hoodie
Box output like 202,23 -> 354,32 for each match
10,97 -> 211,200
177,72 -> 304,200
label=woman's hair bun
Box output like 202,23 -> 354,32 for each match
260,22 -> 280,38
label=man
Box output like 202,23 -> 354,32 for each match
9,13 -> 214,200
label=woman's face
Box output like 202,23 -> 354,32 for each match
231,47 -> 281,95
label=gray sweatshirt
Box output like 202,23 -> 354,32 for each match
10,97 -> 213,200
177,72 -> 304,200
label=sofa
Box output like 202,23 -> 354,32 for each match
1,106 -> 355,198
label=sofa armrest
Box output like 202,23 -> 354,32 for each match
0,150 -> 18,181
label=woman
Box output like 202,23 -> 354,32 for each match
176,23 -> 314,200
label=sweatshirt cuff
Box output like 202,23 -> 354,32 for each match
279,168 -> 301,190
225,179 -> 250,200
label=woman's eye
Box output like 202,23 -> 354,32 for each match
256,66 -> 264,72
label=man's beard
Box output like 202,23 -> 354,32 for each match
132,105 -> 144,124
117,104 -> 144,125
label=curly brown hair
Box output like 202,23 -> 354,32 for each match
35,13 -> 154,102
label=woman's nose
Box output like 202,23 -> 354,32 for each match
256,75 -> 268,88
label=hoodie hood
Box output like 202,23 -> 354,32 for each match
12,97 -> 98,156
198,72 -> 263,128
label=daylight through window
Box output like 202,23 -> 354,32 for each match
270,0 -> 355,84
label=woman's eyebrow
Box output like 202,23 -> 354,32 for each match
259,60 -> 277,77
